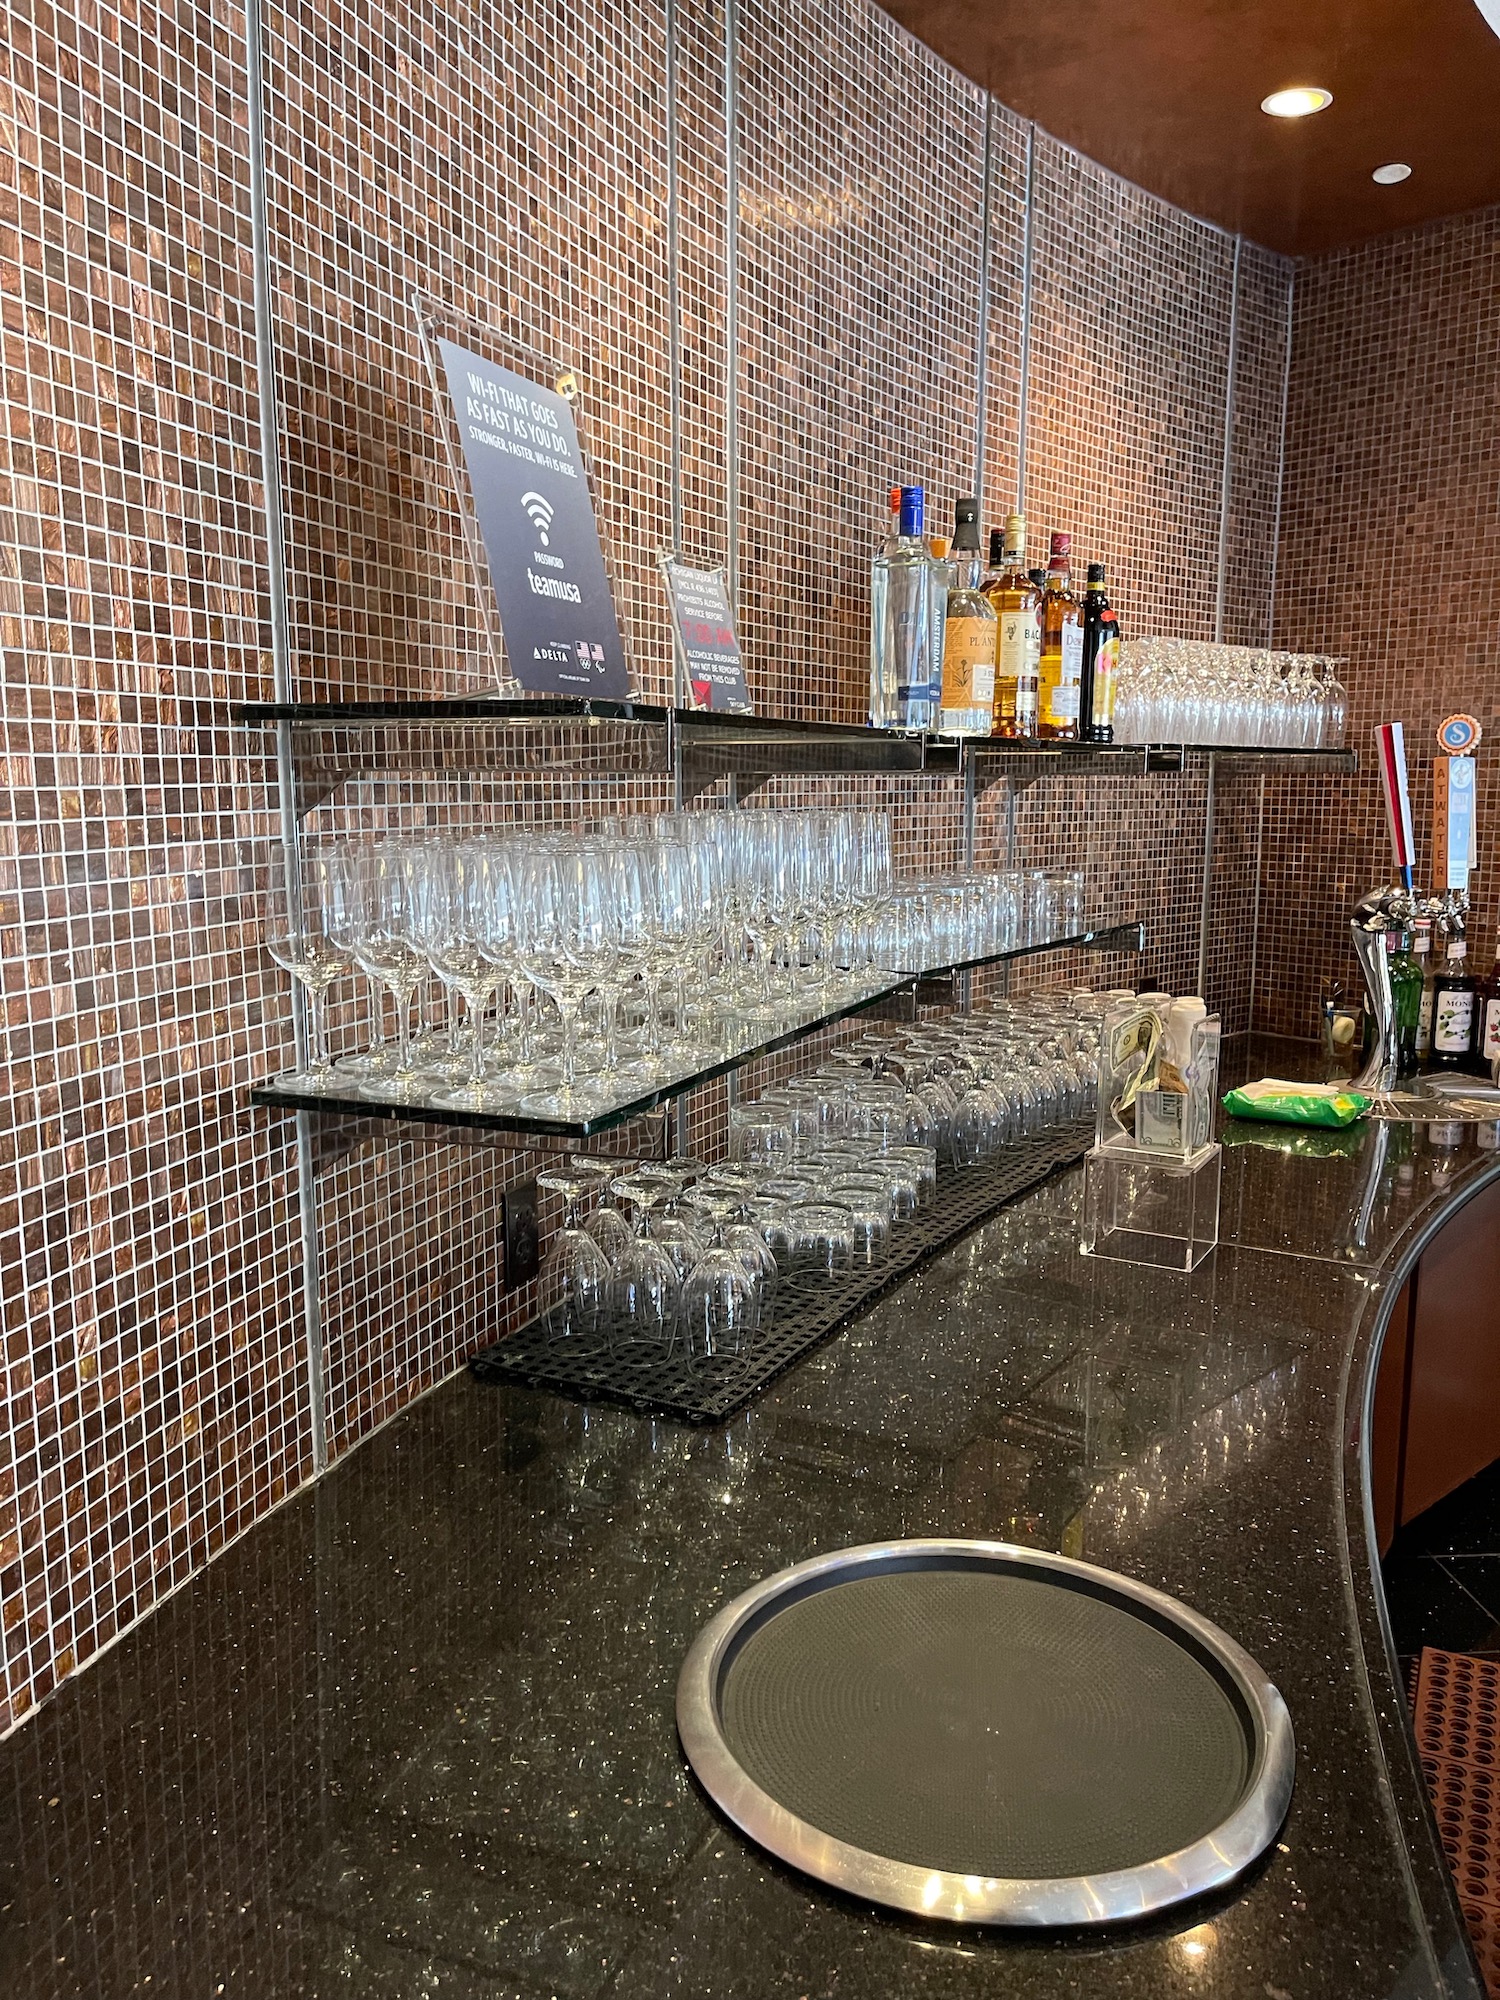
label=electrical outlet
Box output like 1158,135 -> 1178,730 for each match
502,1177 -> 540,1289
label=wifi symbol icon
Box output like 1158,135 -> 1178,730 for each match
521,490 -> 555,546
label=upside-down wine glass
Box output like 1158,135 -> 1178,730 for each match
537,1168 -> 612,1339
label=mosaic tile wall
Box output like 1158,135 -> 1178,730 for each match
0,0 -> 316,1739
1257,206 -> 1500,1037
0,0 -> 1298,1736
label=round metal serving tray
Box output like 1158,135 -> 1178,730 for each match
676,1539 -> 1294,1926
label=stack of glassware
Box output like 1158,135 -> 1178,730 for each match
1113,639 -> 1349,748
263,812 -> 1097,1114
536,989 -> 1108,1363
859,868 -> 1086,970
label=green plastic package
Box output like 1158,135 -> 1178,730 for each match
1221,1078 -> 1370,1128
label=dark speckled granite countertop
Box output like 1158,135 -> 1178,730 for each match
2,1081 -> 1496,1997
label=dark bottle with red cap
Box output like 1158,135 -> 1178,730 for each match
1079,561 -> 1119,743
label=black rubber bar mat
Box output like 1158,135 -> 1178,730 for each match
468,1121 -> 1091,1424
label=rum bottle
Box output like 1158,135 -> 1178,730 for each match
981,512 -> 1040,738
1037,533 -> 1083,741
936,498 -> 997,735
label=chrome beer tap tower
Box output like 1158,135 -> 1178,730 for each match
1349,887 -> 1410,1094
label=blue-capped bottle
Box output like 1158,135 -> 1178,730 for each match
868,485 -> 903,728
883,485 -> 936,731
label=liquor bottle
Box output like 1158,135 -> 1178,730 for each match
1413,918 -> 1436,1064
1078,562 -> 1119,743
1430,935 -> 1478,1070
981,512 -> 1040,739
882,486 -> 936,731
868,484 -> 903,728
1473,930 -> 1500,1077
1028,567 -> 1047,593
936,498 -> 997,735
927,527 -> 952,719
1388,929 -> 1424,1080
1037,533 -> 1084,740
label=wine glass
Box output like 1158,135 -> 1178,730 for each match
537,1168 -> 611,1339
262,839 -> 351,1089
517,844 -> 621,1118
636,1167 -> 706,1284
649,841 -> 710,1058
678,1186 -> 760,1361
416,842 -> 504,1111
327,840 -> 428,1095
608,1172 -> 681,1350
568,1154 -> 637,1261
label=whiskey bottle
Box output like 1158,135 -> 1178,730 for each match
981,512 -> 1040,738
1078,561 -> 1119,743
937,498 -> 997,736
1037,533 -> 1084,741
1430,936 -> 1478,1070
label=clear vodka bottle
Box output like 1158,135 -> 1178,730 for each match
884,486 -> 935,732
868,485 -> 902,728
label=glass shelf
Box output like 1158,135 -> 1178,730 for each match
892,918 -> 1147,982
250,973 -> 908,1139
230,695 -> 1357,813
248,919 -> 1145,1141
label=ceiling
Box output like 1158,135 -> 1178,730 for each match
880,0 -> 1500,255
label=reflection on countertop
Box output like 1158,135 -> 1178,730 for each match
0,1078 -> 1493,1997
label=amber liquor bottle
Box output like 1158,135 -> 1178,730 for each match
981,513 -> 1040,738
1037,533 -> 1083,741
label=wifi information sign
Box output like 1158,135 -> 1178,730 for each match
435,340 -> 630,698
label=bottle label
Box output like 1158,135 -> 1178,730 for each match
1091,631 -> 1119,728
1434,989 -> 1475,1053
996,610 -> 1040,725
1417,986 -> 1434,1056
1061,621 -> 1084,683
1040,620 -> 1084,728
1484,995 -> 1500,1062
940,620 -> 996,712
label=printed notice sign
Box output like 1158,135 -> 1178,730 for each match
435,339 -> 630,697
659,557 -> 752,712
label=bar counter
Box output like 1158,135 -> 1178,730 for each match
2,1078 -> 1492,1997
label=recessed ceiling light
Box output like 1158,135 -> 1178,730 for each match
1372,162 -> 1412,185
1260,86 -> 1334,118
